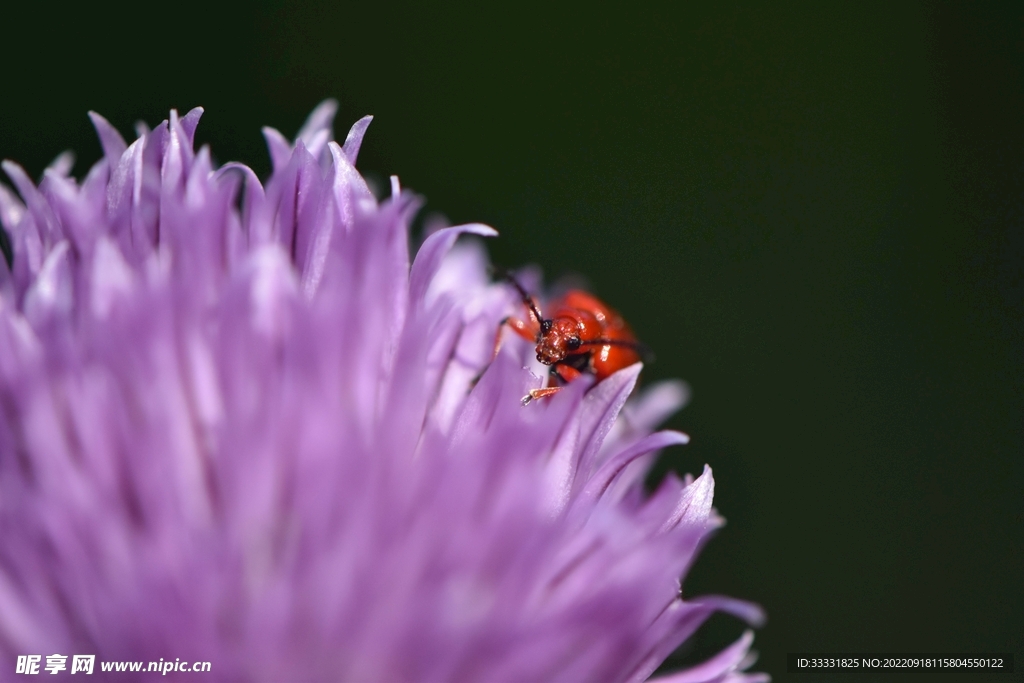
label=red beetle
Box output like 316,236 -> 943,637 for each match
499,272 -> 647,404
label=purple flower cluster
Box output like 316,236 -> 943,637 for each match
0,102 -> 765,681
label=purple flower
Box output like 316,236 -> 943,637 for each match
0,101 -> 766,682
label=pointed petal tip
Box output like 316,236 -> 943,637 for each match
741,604 -> 767,629
309,99 -> 338,125
314,98 -> 339,115
643,430 -> 691,450
620,360 -> 645,382
1,161 -> 33,196
736,628 -> 756,651
648,630 -> 764,683
341,115 -> 374,164
691,595 -> 766,628
651,379 -> 691,411
460,224 -> 499,237
262,126 -> 292,171
181,107 -> 205,140
46,151 -> 75,177
672,430 -> 691,444
694,463 -> 715,491
297,99 -> 340,144
576,428 -> 693,509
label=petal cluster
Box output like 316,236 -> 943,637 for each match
0,102 -> 765,682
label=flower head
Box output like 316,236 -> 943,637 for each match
0,102 -> 765,681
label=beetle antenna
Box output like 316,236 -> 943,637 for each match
492,266 -> 545,326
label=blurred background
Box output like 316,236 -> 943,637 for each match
2,2 -> 1020,680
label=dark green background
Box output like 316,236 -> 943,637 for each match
2,2 -> 1020,680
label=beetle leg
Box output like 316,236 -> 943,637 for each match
506,315 -> 539,342
490,318 -> 508,360
522,362 -> 582,405
553,363 -> 583,384
492,315 -> 540,360
522,386 -> 562,405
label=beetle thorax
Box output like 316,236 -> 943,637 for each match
536,317 -> 583,365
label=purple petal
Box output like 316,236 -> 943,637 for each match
606,379 -> 690,454
688,596 -> 767,628
261,126 -> 292,173
571,362 -> 644,493
180,106 -> 204,146
45,151 -> 75,178
0,182 -> 26,236
88,111 -> 128,167
22,240 -> 72,325
664,464 -> 718,532
572,430 -> 690,517
409,223 -> 497,307
296,99 -> 338,148
89,237 -> 136,319
342,115 -> 374,164
0,247 -> 12,302
2,161 -> 58,245
40,169 -> 93,252
649,631 -> 767,683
